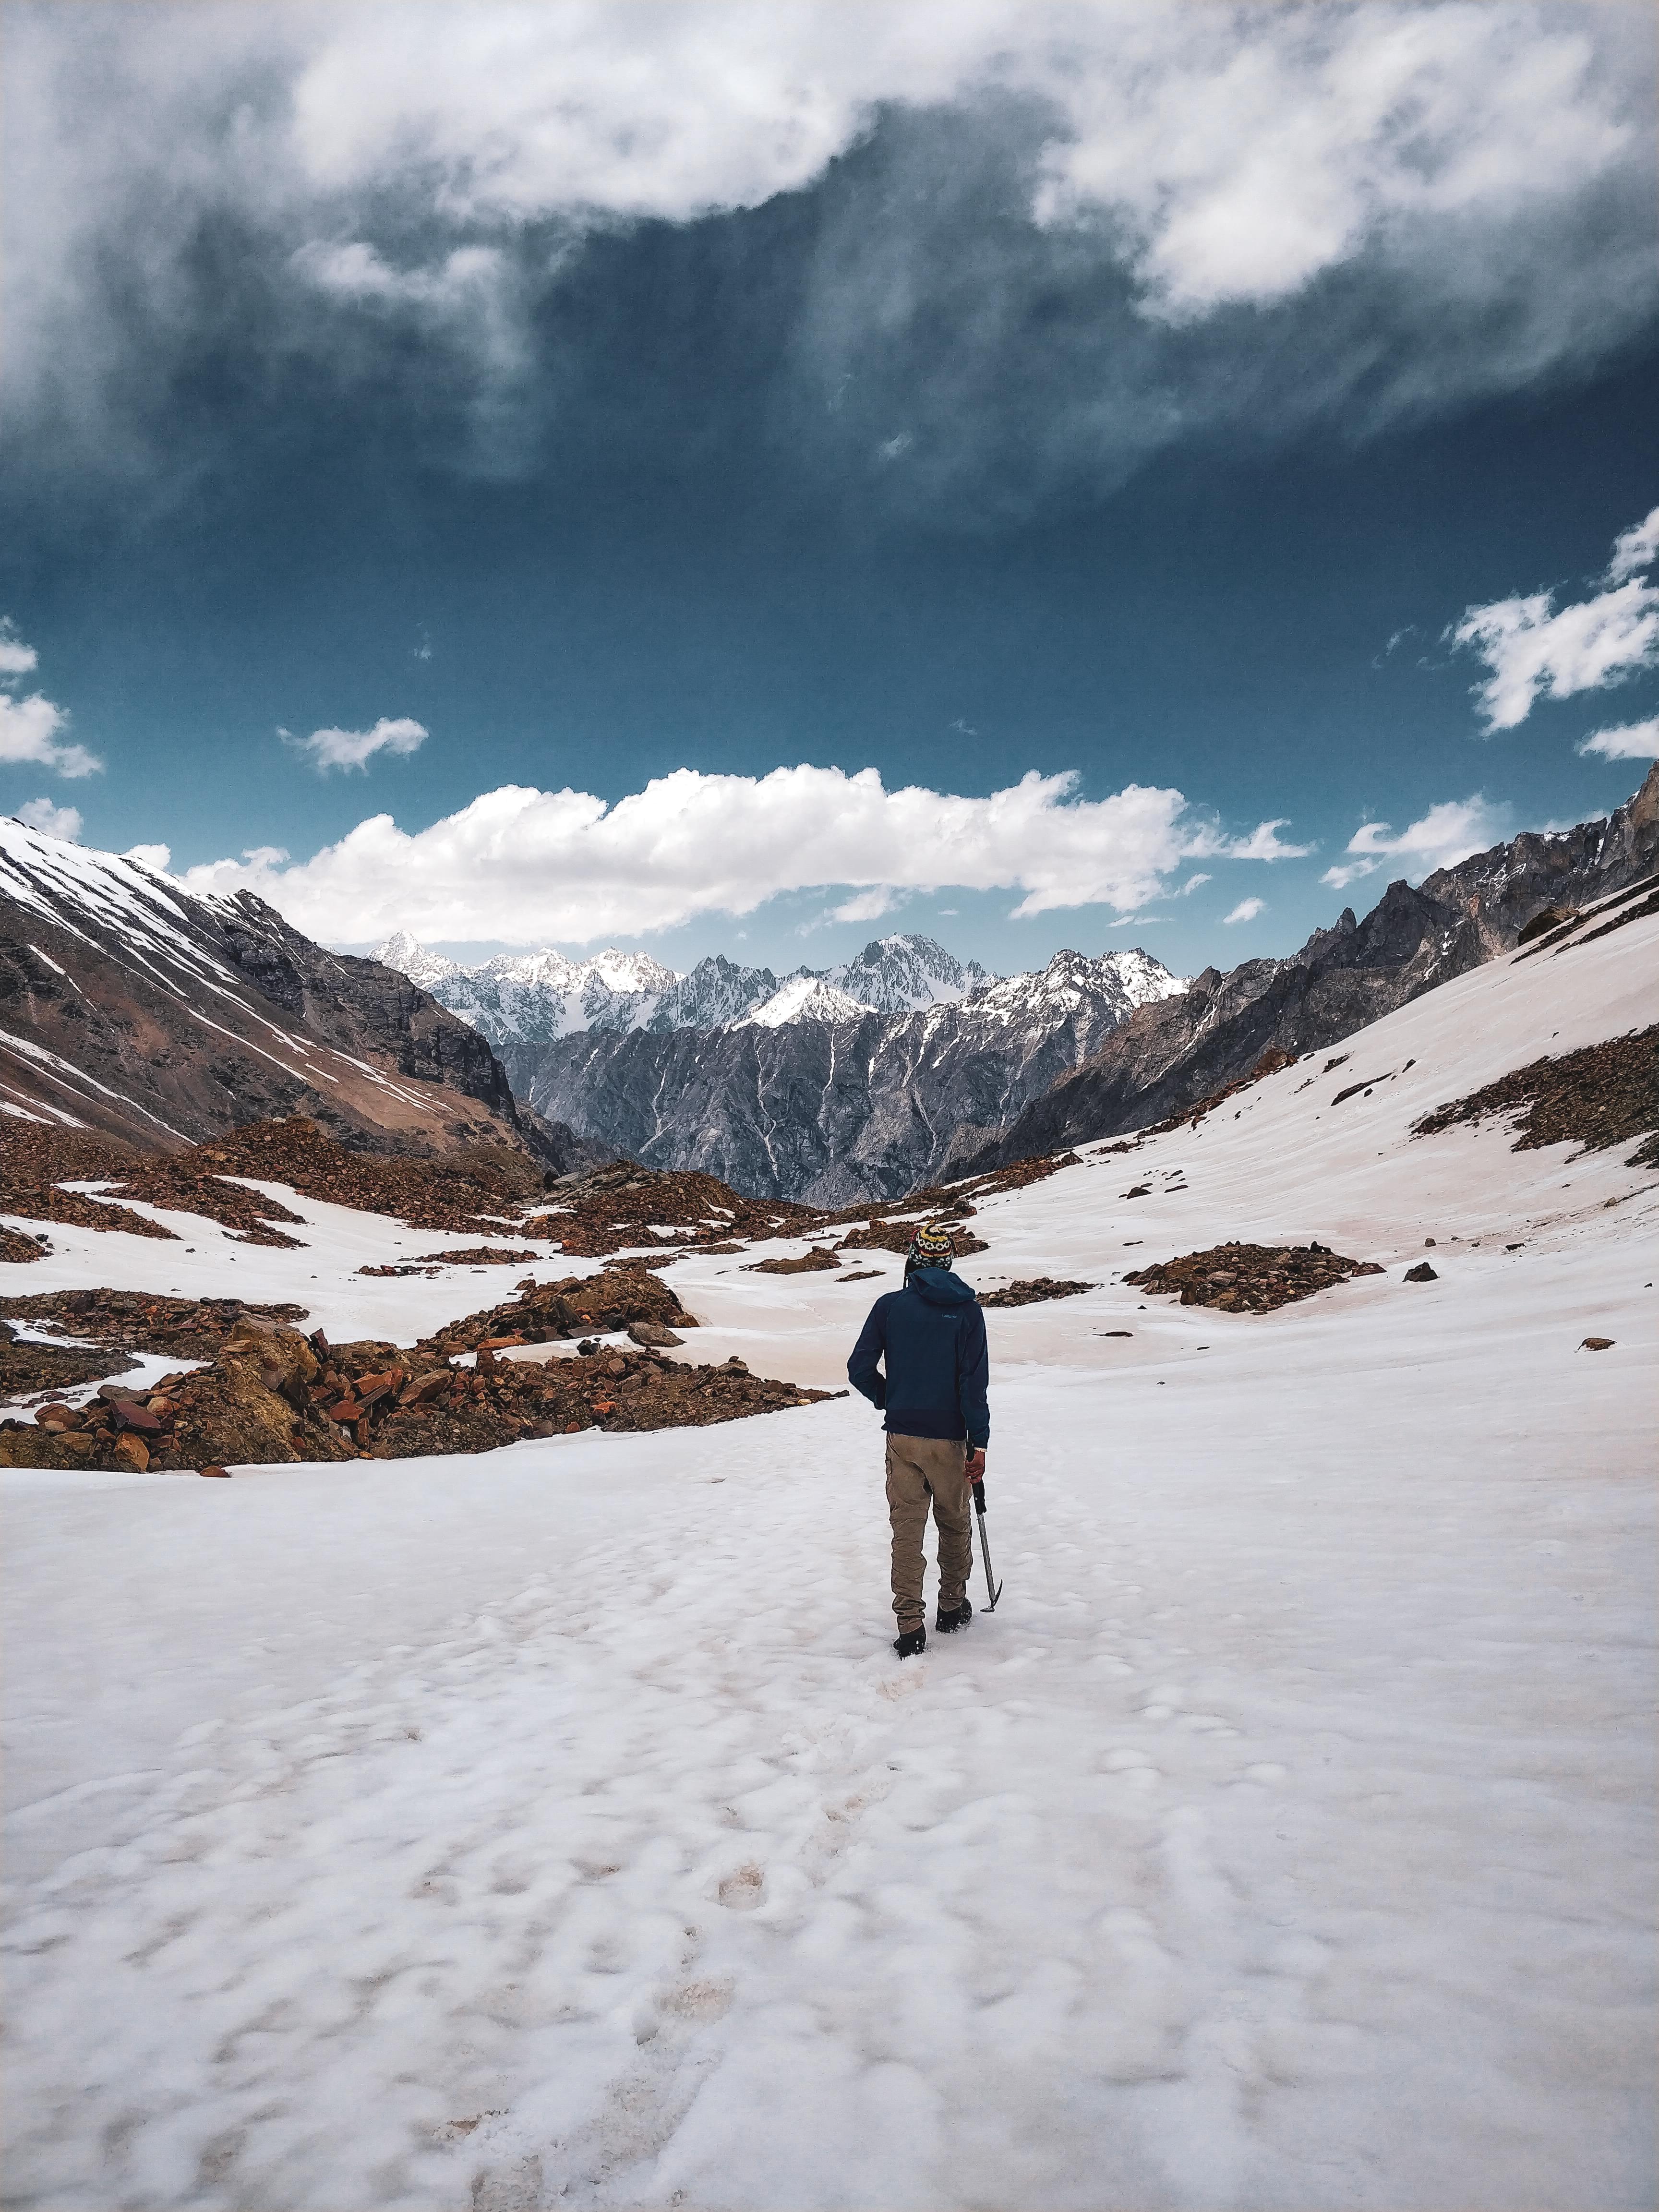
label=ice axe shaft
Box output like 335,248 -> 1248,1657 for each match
972,1478 -> 1002,1611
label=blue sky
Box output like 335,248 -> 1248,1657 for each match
3,1 -> 1657,982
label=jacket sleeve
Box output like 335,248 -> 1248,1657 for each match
957,1300 -> 990,1448
847,1299 -> 888,1409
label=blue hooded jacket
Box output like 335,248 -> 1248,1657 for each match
847,1267 -> 989,1448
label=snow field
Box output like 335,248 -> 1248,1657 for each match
5,1219 -> 1655,2210
2,905 -> 1655,2210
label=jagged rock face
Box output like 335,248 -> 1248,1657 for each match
822,935 -> 994,1014
0,819 -> 593,1166
950,767 -> 1659,1172
373,930 -> 999,1042
504,948 -> 1186,1204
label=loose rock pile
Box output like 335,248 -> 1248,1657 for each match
979,1278 -> 1097,1308
0,1288 -> 308,1357
0,1307 -> 836,1470
416,1263 -> 698,1358
522,1162 -> 815,1258
116,1118 -> 543,1237
0,1118 -> 549,1246
745,1246 -> 842,1274
0,1316 -> 349,1472
1122,1242 -> 1383,1313
358,1247 -> 545,1276
1413,1023 -> 1659,1169
835,1220 -> 990,1258
0,1320 -> 131,1399
1,1124 -> 180,1246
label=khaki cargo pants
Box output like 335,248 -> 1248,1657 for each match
885,1433 -> 973,1632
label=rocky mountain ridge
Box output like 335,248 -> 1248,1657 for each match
371,929 -> 998,1042
0,820 -> 595,1166
948,766 -> 1659,1173
504,945 -> 1189,1205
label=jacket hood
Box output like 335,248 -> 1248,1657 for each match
906,1266 -> 978,1309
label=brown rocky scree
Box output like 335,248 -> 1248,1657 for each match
0,1304 -> 834,1470
1122,1242 -> 1384,1313
522,1161 -> 816,1258
0,1118 -> 548,1244
745,1246 -> 843,1274
834,1220 -> 990,1258
414,1262 -> 698,1358
358,1248 -> 545,1276
979,1278 -> 1098,1308
1,1319 -> 134,1399
1,1287 -> 308,1357
1413,1023 -> 1659,1170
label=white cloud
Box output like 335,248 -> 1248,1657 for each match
0,622 -> 40,677
0,624 -> 102,778
1606,506 -> 1659,586
1222,897 -> 1265,926
16,796 -> 83,841
1450,510 -> 1659,731
1178,872 -> 1212,895
122,842 -> 173,871
180,763 -> 1304,944
1216,818 -> 1312,861
1320,794 -> 1507,890
288,716 -> 429,772
1576,717 -> 1659,761
830,887 -> 901,925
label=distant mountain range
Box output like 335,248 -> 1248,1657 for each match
376,772 -> 1659,1204
499,946 -> 1189,1206
7,767 -> 1653,1208
370,930 -> 998,1041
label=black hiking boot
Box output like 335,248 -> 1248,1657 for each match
935,1598 -> 973,1634
893,1625 -> 927,1659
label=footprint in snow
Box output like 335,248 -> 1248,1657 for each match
717,1863 -> 765,1910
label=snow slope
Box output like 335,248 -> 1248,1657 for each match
3,908 -> 1655,2212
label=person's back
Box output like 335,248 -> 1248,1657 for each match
847,1225 -> 989,1656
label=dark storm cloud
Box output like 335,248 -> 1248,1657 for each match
5,2 -> 1655,534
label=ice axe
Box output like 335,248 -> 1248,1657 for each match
972,1478 -> 1002,1611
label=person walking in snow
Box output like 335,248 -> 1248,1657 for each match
847,1222 -> 989,1659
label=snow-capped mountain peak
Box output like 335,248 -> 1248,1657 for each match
740,974 -> 871,1028
821,933 -> 995,1014
373,930 -> 462,991
965,947 -> 1186,1025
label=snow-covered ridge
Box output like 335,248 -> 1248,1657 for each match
373,927 -> 1179,1044
371,930 -> 1024,1042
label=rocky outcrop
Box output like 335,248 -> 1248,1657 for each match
505,948 -> 1186,1204
0,818 -> 597,1166
951,767 -> 1659,1171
